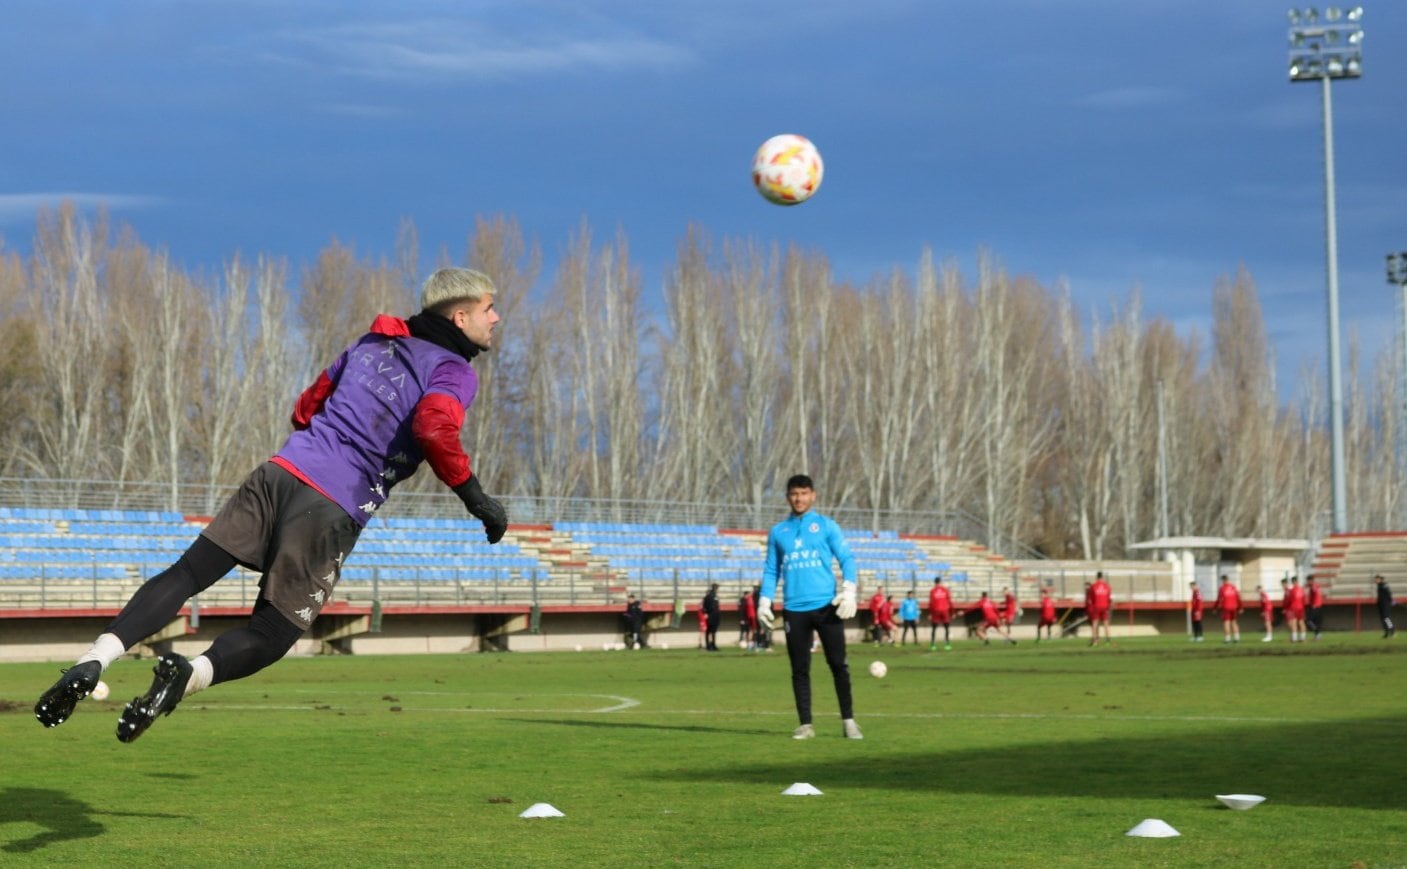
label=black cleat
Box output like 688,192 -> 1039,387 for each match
35,661 -> 102,728
117,653 -> 192,743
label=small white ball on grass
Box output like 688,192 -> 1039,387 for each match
868,660 -> 887,679
90,680 -> 110,701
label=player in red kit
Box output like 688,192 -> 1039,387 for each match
971,592 -> 1015,645
868,586 -> 886,644
1214,574 -> 1242,643
1036,587 -> 1057,641
1000,587 -> 1019,630
1188,581 -> 1205,642
928,577 -> 953,651
878,595 -> 897,645
1087,572 -> 1112,646
1284,576 -> 1307,643
1257,584 -> 1274,643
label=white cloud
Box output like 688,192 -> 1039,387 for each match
274,19 -> 696,82
0,193 -> 163,225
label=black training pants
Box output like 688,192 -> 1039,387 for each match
783,604 -> 854,725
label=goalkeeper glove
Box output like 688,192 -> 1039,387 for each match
757,597 -> 775,632
832,583 -> 857,619
452,475 -> 508,544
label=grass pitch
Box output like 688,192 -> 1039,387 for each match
2,633 -> 1404,867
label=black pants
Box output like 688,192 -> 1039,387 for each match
1307,607 -> 1322,634
783,605 -> 853,725
1192,618 -> 1203,639
106,535 -> 304,685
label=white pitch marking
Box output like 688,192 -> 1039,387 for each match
188,692 -> 641,715
181,703 -> 1297,725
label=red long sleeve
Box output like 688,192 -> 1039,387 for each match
412,392 -> 471,487
291,370 -> 336,429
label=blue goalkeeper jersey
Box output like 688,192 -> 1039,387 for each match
761,510 -> 857,612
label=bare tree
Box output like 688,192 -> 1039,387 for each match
653,228 -> 733,503
461,215 -> 540,496
26,205 -> 110,477
10,207 -> 1407,550
297,241 -> 406,375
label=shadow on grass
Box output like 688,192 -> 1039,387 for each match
652,716 -> 1406,811
0,788 -> 187,853
501,717 -> 776,737
0,788 -> 103,853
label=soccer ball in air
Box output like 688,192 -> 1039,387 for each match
752,134 -> 824,206
868,661 -> 887,679
90,680 -> 110,701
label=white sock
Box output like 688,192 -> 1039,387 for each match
185,655 -> 215,697
76,633 -> 127,671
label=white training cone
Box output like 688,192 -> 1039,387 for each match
1215,794 -> 1266,811
1125,819 -> 1179,838
519,802 -> 565,818
782,782 -> 823,796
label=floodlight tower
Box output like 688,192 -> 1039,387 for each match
1287,6 -> 1363,533
1389,252 -> 1407,526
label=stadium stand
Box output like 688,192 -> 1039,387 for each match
0,507 -> 1042,611
1309,532 -> 1407,597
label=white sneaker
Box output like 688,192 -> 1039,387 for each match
792,724 -> 815,740
842,718 -> 863,740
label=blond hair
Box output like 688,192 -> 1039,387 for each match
420,267 -> 496,314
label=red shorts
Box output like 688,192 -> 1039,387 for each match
1087,607 -> 1109,620
932,611 -> 951,625
984,617 -> 1001,628
1285,607 -> 1305,619
1038,617 -> 1056,627
1222,612 -> 1238,622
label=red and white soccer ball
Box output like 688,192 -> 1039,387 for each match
752,134 -> 824,206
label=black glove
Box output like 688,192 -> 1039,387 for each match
453,475 -> 507,544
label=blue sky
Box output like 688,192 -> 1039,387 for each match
3,0 -> 1405,397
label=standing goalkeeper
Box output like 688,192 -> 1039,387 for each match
759,474 -> 862,740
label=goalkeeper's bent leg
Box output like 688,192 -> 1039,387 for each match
205,597 -> 304,684
107,536 -> 238,648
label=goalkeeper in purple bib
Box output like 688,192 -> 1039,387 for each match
760,473 -> 862,740
35,268 -> 509,743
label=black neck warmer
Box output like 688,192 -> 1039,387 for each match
407,311 -> 481,362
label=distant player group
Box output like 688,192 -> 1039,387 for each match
1187,572 -> 1394,643
859,571 -> 1113,649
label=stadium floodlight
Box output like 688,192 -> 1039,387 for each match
1389,251 -> 1407,527
1287,8 -> 1363,82
1286,7 -> 1364,533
